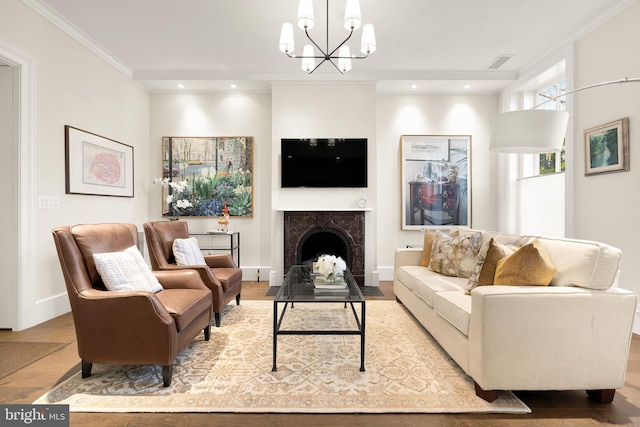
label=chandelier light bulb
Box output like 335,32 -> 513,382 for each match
338,45 -> 352,72
344,0 -> 362,30
297,0 -> 315,30
301,45 -> 316,72
360,23 -> 376,54
279,23 -> 295,54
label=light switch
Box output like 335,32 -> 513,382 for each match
39,195 -> 60,208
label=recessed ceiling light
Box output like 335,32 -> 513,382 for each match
411,84 -> 418,89
464,84 -> 471,89
230,83 -> 237,89
177,83 -> 185,89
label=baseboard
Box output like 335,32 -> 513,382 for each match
241,266 -> 271,282
377,266 -> 394,281
33,292 -> 70,329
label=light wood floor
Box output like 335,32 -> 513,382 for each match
1,281 -> 638,426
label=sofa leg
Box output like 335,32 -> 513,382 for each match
204,324 -> 211,341
236,293 -> 241,305
214,312 -> 221,327
474,382 -> 498,402
395,296 -> 403,304
81,360 -> 93,378
162,364 -> 173,387
587,389 -> 616,403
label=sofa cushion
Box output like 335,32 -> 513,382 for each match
413,273 -> 468,307
533,236 -> 622,290
419,230 -> 436,267
494,240 -> 556,286
428,230 -> 482,278
173,237 -> 207,266
396,265 -> 430,291
93,246 -> 163,293
434,291 -> 472,336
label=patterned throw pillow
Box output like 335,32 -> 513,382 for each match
428,230 -> 482,278
466,238 -> 518,293
494,239 -> 556,286
173,237 -> 207,266
93,246 -> 163,293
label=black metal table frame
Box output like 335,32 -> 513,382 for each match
272,299 -> 366,372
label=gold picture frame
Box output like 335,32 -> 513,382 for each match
584,117 -> 629,176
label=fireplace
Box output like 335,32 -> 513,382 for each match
284,211 -> 365,286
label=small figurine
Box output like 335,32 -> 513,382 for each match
218,203 -> 230,232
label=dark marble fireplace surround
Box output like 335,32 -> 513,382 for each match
284,211 -> 365,286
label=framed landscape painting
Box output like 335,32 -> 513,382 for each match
400,135 -> 471,230
584,117 -> 629,176
161,136 -> 254,218
65,126 -> 134,197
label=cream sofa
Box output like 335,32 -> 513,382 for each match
394,226 -> 637,403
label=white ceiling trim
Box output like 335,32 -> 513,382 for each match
20,0 -> 133,79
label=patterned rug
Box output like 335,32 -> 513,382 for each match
34,301 -> 530,414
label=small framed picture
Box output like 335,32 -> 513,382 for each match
65,126 -> 134,197
584,117 -> 629,176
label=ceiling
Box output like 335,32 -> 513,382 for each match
35,0 -> 635,93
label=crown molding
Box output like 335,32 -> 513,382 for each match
20,0 -> 133,80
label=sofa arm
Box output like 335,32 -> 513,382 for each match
394,247 -> 424,280
468,285 -> 637,392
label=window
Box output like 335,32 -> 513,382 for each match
499,60 -> 568,238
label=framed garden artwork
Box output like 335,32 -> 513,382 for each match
584,117 -> 629,176
65,125 -> 134,197
400,135 -> 471,230
160,136 -> 254,218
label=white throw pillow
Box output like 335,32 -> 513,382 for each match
173,237 -> 207,266
93,246 -> 163,293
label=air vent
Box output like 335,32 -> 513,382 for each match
486,55 -> 514,70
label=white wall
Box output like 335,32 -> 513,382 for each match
271,83 -> 378,285
375,93 -> 500,277
148,92 -> 273,280
573,1 -> 640,331
0,0 -> 149,329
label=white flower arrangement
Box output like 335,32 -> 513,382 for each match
154,177 -> 193,220
317,254 -> 346,279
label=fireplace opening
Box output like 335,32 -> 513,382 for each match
297,229 -> 351,268
284,211 -> 364,286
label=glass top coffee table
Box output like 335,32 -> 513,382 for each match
272,265 -> 366,372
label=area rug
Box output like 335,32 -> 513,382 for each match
0,342 -> 69,379
34,301 -> 530,414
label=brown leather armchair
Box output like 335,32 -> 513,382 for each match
143,221 -> 242,327
52,223 -> 213,387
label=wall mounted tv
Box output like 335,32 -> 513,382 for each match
281,138 -> 368,188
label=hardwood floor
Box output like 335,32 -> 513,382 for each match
1,281 -> 638,426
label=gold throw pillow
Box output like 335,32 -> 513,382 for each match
494,240 -> 556,286
419,230 -> 436,267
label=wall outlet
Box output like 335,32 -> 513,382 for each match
38,195 -> 60,208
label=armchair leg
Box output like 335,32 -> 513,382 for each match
474,382 -> 498,402
204,324 -> 211,341
81,360 -> 93,378
162,364 -> 173,387
214,312 -> 221,327
236,293 -> 241,305
587,389 -> 616,403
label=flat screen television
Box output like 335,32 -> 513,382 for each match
281,138 -> 368,188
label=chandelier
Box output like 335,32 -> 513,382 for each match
278,0 -> 377,74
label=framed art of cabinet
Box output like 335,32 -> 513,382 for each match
400,135 -> 471,230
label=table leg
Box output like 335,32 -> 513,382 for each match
360,301 -> 366,371
272,300 -> 278,372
